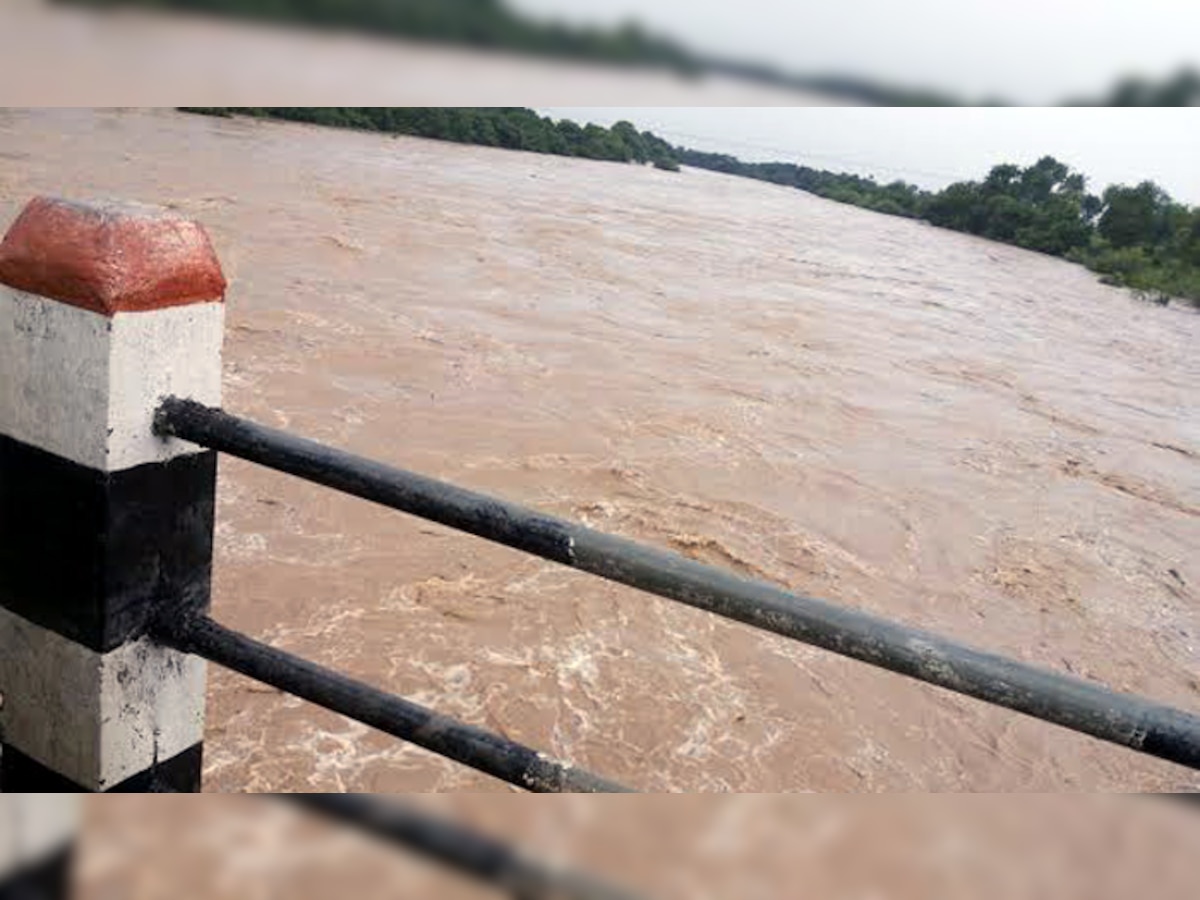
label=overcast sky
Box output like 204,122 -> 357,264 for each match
516,0 -> 1199,103
541,108 -> 1200,204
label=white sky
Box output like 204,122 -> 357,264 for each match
516,0 -> 1200,103
541,108 -> 1200,205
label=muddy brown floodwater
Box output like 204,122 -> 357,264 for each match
1,108 -> 1198,792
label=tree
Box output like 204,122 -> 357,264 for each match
611,121 -> 648,163
579,123 -> 630,162
1098,181 -> 1174,248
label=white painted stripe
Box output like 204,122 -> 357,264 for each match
0,607 -> 206,790
0,286 -> 223,472
108,297 -> 224,472
0,795 -> 80,875
0,285 -> 108,469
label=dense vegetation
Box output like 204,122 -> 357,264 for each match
676,150 -> 1200,308
182,107 -> 681,169
63,0 -> 1200,106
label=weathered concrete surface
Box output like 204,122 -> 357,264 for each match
0,285 -> 224,471
1,108 -> 1197,792
0,607 -> 205,789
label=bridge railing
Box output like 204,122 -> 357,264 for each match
1,195 -> 1197,794
0,794 -> 642,900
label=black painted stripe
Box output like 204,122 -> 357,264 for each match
0,434 -> 215,652
0,742 -> 203,793
0,843 -> 73,900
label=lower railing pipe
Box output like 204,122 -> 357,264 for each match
152,613 -> 632,793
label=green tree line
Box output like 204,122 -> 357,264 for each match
675,148 -> 1200,308
181,107 -> 1199,308
181,107 -> 681,170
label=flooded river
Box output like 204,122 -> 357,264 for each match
1,108 -> 1198,792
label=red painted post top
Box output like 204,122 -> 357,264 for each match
0,196 -> 226,316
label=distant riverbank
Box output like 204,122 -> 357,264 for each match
182,107 -> 1200,310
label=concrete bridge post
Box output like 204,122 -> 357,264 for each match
0,795 -> 79,898
0,196 -> 225,791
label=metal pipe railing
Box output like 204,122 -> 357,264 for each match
152,612 -> 631,793
285,795 -> 645,900
154,397 -> 1200,772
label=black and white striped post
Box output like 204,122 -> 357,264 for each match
0,795 -> 79,899
0,196 -> 225,792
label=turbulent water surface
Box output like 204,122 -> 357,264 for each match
1,108 -> 1198,792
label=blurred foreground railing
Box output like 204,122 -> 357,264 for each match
0,794 -> 643,900
286,795 -> 645,900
